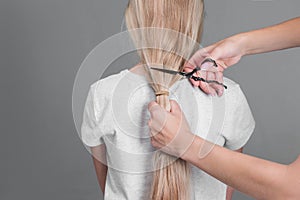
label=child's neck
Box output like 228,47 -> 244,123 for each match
129,63 -> 147,77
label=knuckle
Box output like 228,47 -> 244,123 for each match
151,109 -> 160,119
151,140 -> 158,148
147,120 -> 152,127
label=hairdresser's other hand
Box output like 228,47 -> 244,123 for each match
148,100 -> 195,158
187,35 -> 246,96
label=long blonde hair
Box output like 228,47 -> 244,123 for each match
125,0 -> 204,199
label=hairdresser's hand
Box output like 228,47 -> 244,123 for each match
186,35 -> 246,96
148,100 -> 195,158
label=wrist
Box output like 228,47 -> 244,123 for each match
232,33 -> 250,57
180,133 -> 203,162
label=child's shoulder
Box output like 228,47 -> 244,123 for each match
223,77 -> 240,90
223,77 -> 243,95
89,70 -> 129,96
223,77 -> 250,108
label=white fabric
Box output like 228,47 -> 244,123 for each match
81,69 -> 255,200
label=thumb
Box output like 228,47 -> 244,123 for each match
188,47 -> 210,68
207,45 -> 221,60
202,44 -> 217,56
148,101 -> 162,116
207,46 -> 228,70
169,100 -> 182,115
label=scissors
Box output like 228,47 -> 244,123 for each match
150,58 -> 227,89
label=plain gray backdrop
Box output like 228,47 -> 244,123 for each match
2,0 -> 300,200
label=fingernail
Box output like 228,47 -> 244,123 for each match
217,90 -> 223,96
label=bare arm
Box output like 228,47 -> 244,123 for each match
226,148 -> 243,200
188,17 -> 300,96
242,17 -> 300,55
91,145 -> 108,194
183,137 -> 300,200
148,100 -> 300,200
206,17 -> 300,66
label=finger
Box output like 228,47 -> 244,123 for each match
201,63 -> 222,95
206,71 -> 218,96
148,118 -> 162,135
150,137 -> 162,149
215,71 -> 225,96
198,71 -> 215,95
150,130 -> 167,148
183,62 -> 195,71
169,100 -> 182,115
189,78 -> 201,87
148,101 -> 159,112
209,62 -> 226,96
183,66 -> 201,87
148,101 -> 164,118
148,120 -> 153,133
188,48 -> 210,68
208,46 -> 222,61
148,102 -> 167,133
216,61 -> 227,71
199,81 -> 211,95
205,43 -> 233,69
206,71 -> 221,96
198,71 -> 211,94
223,56 -> 241,68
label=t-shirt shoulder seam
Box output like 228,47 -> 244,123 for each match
90,71 -> 128,97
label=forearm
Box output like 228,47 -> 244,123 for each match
91,145 -> 108,194
147,100 -> 300,198
225,148 -> 243,200
237,17 -> 300,56
182,136 -> 299,200
92,156 -> 107,193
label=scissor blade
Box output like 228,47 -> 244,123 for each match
150,67 -> 181,75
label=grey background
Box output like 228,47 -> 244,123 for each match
1,0 -> 300,200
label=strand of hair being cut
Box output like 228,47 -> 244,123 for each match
125,1 -> 204,199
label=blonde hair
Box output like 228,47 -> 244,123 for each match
125,0 -> 204,199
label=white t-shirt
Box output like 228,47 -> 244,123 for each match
81,69 -> 255,200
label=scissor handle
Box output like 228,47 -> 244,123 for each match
191,76 -> 227,89
200,58 -> 218,68
185,66 -> 201,78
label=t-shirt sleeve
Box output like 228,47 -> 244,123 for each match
222,85 -> 255,150
80,83 -> 111,147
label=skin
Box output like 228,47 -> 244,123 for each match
148,100 -> 300,199
226,148 -> 242,200
89,17 -> 300,198
91,145 -> 107,194
148,17 -> 300,199
190,17 -> 300,96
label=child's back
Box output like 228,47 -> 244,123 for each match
81,69 -> 255,200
